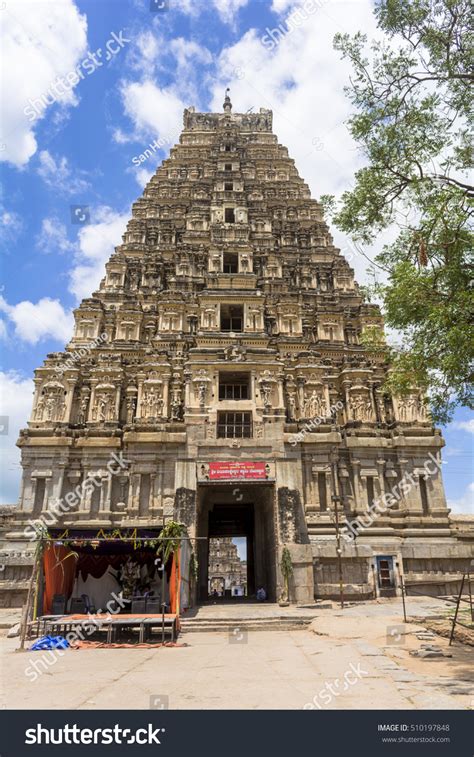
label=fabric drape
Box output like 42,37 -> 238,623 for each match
43,545 -> 77,614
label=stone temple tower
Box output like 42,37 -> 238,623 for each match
2,93 -> 472,608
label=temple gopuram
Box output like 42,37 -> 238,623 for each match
1,92 -> 472,609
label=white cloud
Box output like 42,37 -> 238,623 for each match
271,0 -> 295,10
0,371 -> 35,505
209,0 -> 249,24
116,33 -> 213,144
36,150 -> 90,195
69,206 -> 129,301
448,482 -> 474,515
0,205 -> 23,244
134,167 -> 155,188
452,419 -> 474,435
36,217 -> 76,254
0,0 -> 88,167
119,79 -> 185,143
169,37 -> 213,70
173,0 -> 249,24
0,295 -> 73,345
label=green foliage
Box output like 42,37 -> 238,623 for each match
156,521 -> 188,565
327,0 -> 473,423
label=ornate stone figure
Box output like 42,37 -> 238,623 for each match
261,383 -> 272,407
33,396 -> 45,421
141,387 -> 162,419
35,386 -> 66,422
126,396 -> 137,424
224,344 -> 246,362
77,395 -> 89,425
170,385 -> 182,420
286,392 -> 297,421
94,392 -> 113,422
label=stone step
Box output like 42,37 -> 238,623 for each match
180,617 -> 313,633
181,623 -> 309,633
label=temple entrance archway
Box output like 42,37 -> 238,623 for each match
196,483 -> 277,602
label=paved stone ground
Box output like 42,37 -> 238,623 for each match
1,598 -> 472,710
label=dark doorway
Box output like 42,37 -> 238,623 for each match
376,555 -> 397,597
196,483 -> 276,602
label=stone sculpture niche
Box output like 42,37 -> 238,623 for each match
33,381 -> 67,423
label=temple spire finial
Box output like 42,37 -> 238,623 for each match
223,87 -> 232,113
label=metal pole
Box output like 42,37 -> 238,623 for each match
468,563 -> 473,623
449,573 -> 465,646
19,538 -> 42,650
400,575 -> 407,623
161,561 -> 166,644
330,448 -> 344,609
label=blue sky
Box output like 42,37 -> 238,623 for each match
0,0 -> 472,511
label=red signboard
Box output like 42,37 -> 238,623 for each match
208,462 -> 268,481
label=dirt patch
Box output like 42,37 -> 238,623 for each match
420,618 -> 474,647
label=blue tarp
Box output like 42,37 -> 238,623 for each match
29,635 -> 70,651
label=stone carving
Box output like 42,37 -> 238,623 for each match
193,369 -> 211,407
141,387 -> 163,419
126,395 -> 137,423
174,488 -> 196,528
92,391 -> 115,422
303,390 -> 326,419
170,383 -> 183,420
76,389 -> 90,425
224,344 -> 246,362
34,383 -> 66,422
277,488 -> 305,544
396,394 -> 429,423
349,393 -> 373,423
286,391 -> 297,421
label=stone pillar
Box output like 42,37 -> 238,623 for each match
130,473 -> 140,512
162,374 -> 171,418
351,458 -> 362,510
277,373 -> 284,409
88,380 -> 98,422
102,473 -> 112,512
136,373 -> 145,420
375,459 -> 385,500
64,377 -> 77,422
296,376 -> 305,418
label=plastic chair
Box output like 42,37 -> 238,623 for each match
131,598 -> 146,614
51,594 -> 66,615
81,594 -> 96,614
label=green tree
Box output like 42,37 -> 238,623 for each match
324,0 -> 473,424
